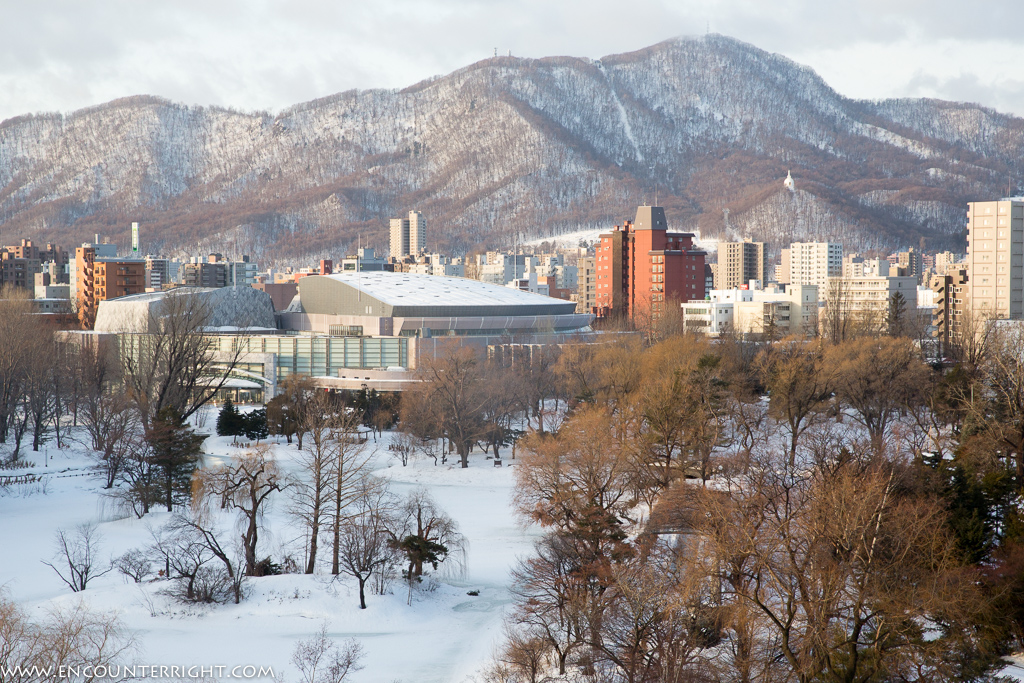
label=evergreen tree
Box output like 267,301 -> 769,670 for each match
395,534 -> 449,580
243,408 -> 269,444
216,396 -> 243,437
146,406 -> 204,512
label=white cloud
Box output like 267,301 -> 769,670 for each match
0,0 -> 1021,122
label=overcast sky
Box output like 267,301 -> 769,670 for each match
2,0 -> 1021,123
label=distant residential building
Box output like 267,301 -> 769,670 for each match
507,273 -> 550,296
179,254 -> 256,289
594,206 -> 706,319
2,239 -> 66,266
684,283 -> 819,337
789,242 -> 842,298
966,200 -> 1023,320
894,247 -> 924,283
0,238 -> 69,290
74,246 -> 146,329
682,300 -> 734,335
1,253 -> 39,291
468,253 -> 535,285
144,256 -> 181,290
577,256 -> 596,314
34,271 -> 70,301
345,247 -> 394,272
182,257 -> 228,288
826,274 -> 918,333
922,253 -> 935,273
934,251 -> 961,274
41,261 -> 69,286
715,238 -> 767,290
917,285 -> 939,339
227,257 -> 258,287
842,254 -> 889,278
776,249 -> 791,285
531,254 -> 578,291
929,264 -> 969,349
390,210 -> 426,258
70,239 -> 117,300
30,297 -> 74,318
733,285 -> 820,338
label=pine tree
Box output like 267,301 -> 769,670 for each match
217,396 -> 243,437
243,409 -> 269,445
146,407 -> 204,512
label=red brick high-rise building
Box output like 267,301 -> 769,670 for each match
74,247 -> 146,329
593,206 -> 706,319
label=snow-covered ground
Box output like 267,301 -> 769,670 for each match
0,414 -> 539,682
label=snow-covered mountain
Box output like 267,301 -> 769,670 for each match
2,34 -> 1021,262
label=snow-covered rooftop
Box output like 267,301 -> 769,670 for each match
321,271 -> 562,308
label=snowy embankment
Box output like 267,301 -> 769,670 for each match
0,416 -> 539,682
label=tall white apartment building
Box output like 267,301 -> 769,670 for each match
789,241 -> 843,298
409,211 -> 426,255
389,210 -> 427,258
966,200 -> 1024,320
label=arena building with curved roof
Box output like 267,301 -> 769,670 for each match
281,272 -> 591,338
70,272 -> 605,397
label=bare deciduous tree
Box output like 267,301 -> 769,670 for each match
290,393 -> 370,574
109,432 -> 160,518
755,339 -> 834,467
119,290 -> 242,427
664,451 -> 986,683
0,591 -> 137,683
42,524 -> 113,593
406,344 -> 490,468
291,624 -> 364,683
516,407 -> 636,563
0,290 -> 38,457
114,549 -> 152,584
83,392 -> 139,489
508,534 -> 592,677
336,477 -> 400,609
150,516 -> 229,603
825,336 -> 932,454
195,446 -> 284,577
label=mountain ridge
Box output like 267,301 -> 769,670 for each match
1,34 -> 1020,263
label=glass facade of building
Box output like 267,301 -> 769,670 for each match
216,334 -> 408,379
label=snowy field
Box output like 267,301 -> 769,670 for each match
0,411 -> 540,682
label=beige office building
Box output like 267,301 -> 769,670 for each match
715,239 -> 768,289
966,200 -> 1024,320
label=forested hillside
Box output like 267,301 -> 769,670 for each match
2,34 -> 1021,262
